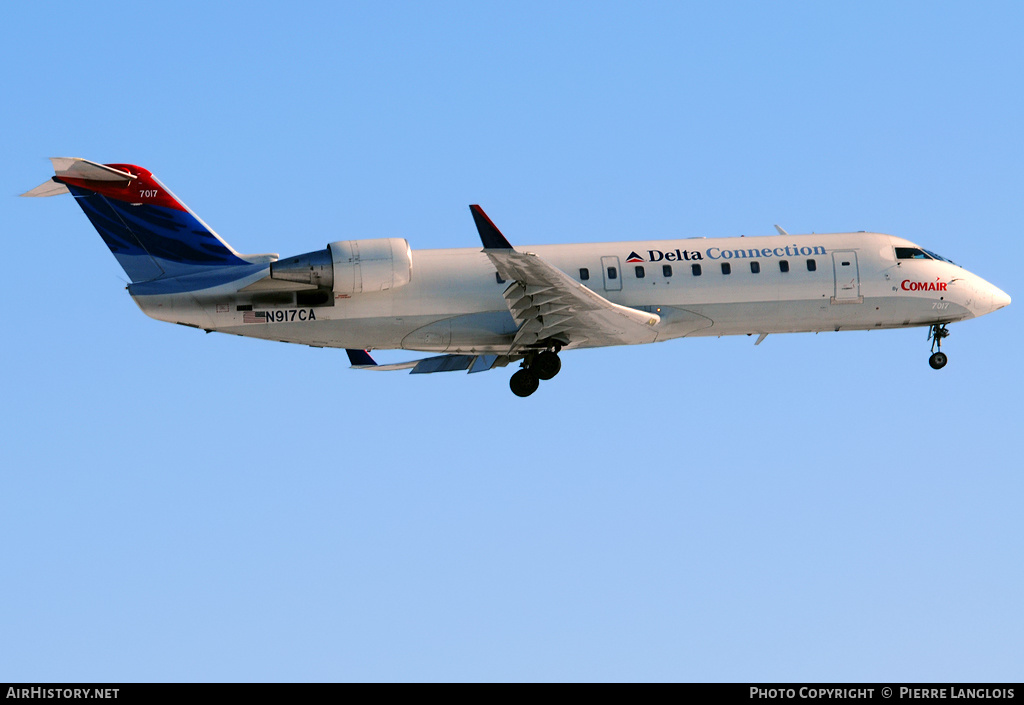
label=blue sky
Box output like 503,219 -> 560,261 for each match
1,1 -> 1021,682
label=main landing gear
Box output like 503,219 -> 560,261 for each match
928,323 -> 950,370
509,348 -> 562,397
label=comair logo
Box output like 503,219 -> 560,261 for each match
902,278 -> 947,292
627,249 -> 704,262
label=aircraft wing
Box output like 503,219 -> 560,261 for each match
346,349 -> 509,374
470,205 -> 660,350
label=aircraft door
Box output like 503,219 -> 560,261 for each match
601,256 -> 622,292
832,251 -> 862,303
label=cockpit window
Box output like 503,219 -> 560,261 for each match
895,246 -> 958,266
895,247 -> 932,260
923,249 -> 957,265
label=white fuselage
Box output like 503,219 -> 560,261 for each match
131,231 -> 1009,354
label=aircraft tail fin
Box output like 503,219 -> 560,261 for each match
23,158 -> 277,283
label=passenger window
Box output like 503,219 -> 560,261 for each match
663,264 -> 673,277
495,272 -> 506,284
721,262 -> 731,275
579,268 -> 589,281
807,259 -> 817,272
750,261 -> 760,274
692,264 -> 702,276
607,267 -> 617,280
635,265 -> 645,279
779,260 -> 789,273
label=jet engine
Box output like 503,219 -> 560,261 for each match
269,238 -> 413,295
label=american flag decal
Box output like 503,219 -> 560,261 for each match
243,311 -> 267,324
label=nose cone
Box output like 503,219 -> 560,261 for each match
991,286 -> 1011,312
963,276 -> 1010,318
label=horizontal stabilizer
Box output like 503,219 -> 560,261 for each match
50,157 -> 137,182
21,179 -> 69,197
21,158 -> 138,196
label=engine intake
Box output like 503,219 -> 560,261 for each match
269,238 -> 412,295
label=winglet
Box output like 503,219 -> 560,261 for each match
470,205 -> 514,249
774,224 -> 789,236
346,349 -> 377,367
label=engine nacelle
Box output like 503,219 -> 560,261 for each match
269,238 -> 413,295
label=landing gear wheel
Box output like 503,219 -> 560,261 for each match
927,323 -> 950,370
510,369 -> 540,397
531,351 -> 562,381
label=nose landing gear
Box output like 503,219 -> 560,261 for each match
928,323 -> 950,369
508,346 -> 562,397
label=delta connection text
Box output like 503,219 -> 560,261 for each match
635,244 -> 828,262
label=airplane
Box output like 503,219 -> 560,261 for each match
23,158 -> 1011,397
